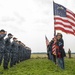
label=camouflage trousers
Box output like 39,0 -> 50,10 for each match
0,52 -> 4,65
3,52 -> 10,68
10,53 -> 18,67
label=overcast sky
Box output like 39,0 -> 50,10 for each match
0,0 -> 75,53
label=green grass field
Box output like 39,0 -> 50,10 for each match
0,54 -> 75,75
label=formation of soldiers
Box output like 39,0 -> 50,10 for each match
0,29 -> 31,69
47,33 -> 66,69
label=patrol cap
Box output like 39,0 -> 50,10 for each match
0,29 -> 6,32
8,33 -> 13,36
13,37 -> 17,39
18,41 -> 21,43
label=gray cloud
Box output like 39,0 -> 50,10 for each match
14,12 -> 25,24
34,19 -> 50,24
1,12 -> 25,25
1,17 -> 15,22
33,0 -> 52,5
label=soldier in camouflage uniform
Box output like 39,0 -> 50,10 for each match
25,47 -> 31,59
3,33 -> 13,69
0,30 -> 7,66
10,37 -> 18,67
18,41 -> 23,62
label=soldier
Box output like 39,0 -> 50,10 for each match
22,43 -> 26,61
18,41 -> 22,62
25,47 -> 29,60
21,43 -> 24,61
0,29 -> 7,66
18,41 -> 23,62
68,49 -> 71,58
22,44 -> 26,61
3,33 -> 13,69
27,47 -> 31,59
16,40 -> 20,63
20,42 -> 24,61
10,37 -> 18,67
17,41 -> 22,62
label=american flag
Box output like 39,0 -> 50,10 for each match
52,37 -> 59,56
52,43 -> 56,55
45,36 -> 49,47
54,2 -> 75,35
52,36 -> 57,55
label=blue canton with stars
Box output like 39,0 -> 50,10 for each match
53,2 -> 67,17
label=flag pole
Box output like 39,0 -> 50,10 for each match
53,1 -> 58,65
53,0 -> 56,36
54,28 -> 56,36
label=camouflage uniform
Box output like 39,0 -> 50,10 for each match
3,35 -> 12,69
0,32 -> 6,65
10,39 -> 18,67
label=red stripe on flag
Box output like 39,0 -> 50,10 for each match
55,27 -> 74,35
54,22 -> 72,28
45,36 -> 49,47
66,10 -> 75,17
54,17 -> 75,27
67,15 -> 75,22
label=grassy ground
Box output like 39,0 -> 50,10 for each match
31,53 -> 75,58
0,54 -> 75,75
31,53 -> 48,58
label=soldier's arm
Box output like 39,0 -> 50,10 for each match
0,34 -> 6,39
11,42 -> 15,47
5,38 -> 9,43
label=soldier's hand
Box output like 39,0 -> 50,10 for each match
5,31 -> 7,34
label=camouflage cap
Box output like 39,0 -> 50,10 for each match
8,33 -> 13,36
